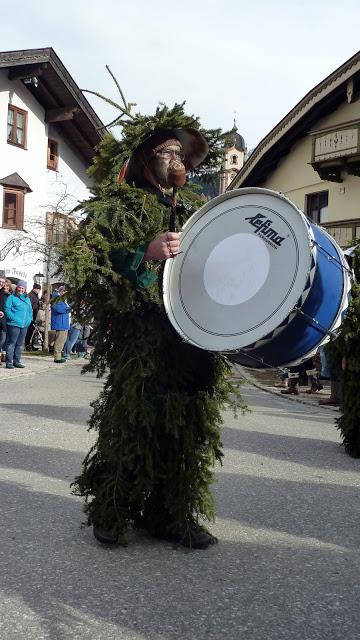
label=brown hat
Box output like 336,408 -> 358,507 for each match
119,127 -> 209,184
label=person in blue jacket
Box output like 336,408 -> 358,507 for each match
51,285 -> 71,363
4,279 -> 32,369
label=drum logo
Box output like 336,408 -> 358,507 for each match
245,213 -> 285,249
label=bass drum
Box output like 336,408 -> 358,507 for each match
163,188 -> 351,368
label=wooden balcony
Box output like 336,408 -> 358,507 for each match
310,121 -> 360,182
322,218 -> 360,247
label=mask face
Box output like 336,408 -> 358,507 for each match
147,141 -> 186,188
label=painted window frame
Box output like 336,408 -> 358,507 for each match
46,211 -> 70,245
2,187 -> 25,230
47,139 -> 59,171
7,105 -> 28,149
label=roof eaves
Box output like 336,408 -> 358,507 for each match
0,47 -> 105,136
46,48 -> 105,132
0,48 -> 52,68
230,50 -> 360,189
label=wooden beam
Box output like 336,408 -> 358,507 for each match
8,63 -> 47,81
45,106 -> 80,123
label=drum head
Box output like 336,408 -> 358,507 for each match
163,188 -> 314,352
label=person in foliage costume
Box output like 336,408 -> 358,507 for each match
327,244 -> 360,457
60,102 -> 244,549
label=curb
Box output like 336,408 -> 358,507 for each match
232,364 -> 340,412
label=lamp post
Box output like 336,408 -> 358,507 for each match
34,272 -> 45,285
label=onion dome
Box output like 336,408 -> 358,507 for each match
224,122 -> 246,152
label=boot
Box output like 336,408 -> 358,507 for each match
306,375 -> 323,394
135,507 -> 218,550
319,380 -> 340,406
93,526 -> 118,545
281,378 -> 299,395
275,378 -> 288,388
151,523 -> 218,549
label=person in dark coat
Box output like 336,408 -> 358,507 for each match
25,283 -> 41,347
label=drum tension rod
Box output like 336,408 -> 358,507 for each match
235,350 -> 288,373
312,241 -> 353,276
293,305 -> 337,338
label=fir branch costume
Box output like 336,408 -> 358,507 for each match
327,245 -> 360,457
60,104 -> 245,547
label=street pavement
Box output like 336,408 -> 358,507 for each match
0,360 -> 359,639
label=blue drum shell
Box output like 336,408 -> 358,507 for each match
228,223 -> 346,369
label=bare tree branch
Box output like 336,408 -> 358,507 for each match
81,66 -> 137,126
105,64 -> 128,110
80,89 -> 135,121
0,182 -> 78,351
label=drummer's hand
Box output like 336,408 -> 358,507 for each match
144,232 -> 180,261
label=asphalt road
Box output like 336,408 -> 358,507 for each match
0,362 -> 359,640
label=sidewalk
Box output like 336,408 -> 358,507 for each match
0,353 -> 81,382
232,364 -> 340,412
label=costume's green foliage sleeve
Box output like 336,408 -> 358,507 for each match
109,244 -> 157,289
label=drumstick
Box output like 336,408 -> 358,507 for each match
169,186 -> 177,232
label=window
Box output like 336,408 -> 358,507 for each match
7,105 -> 27,148
47,139 -> 59,170
2,188 -> 24,229
305,191 -> 329,224
46,212 -> 69,245
231,155 -> 238,164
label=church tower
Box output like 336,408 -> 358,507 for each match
219,121 -> 247,194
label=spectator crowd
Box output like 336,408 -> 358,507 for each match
0,276 -> 92,369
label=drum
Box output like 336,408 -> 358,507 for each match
163,188 -> 352,368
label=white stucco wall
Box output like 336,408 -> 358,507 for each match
0,69 -> 93,285
261,97 -> 360,222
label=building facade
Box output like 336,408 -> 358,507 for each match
230,51 -> 360,247
0,48 -> 104,284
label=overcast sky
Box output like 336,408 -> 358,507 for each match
2,0 -> 360,149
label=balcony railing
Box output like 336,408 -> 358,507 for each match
321,218 -> 360,248
310,121 -> 360,183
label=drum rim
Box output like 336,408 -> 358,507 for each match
285,223 -> 352,366
163,187 -> 314,351
260,224 -> 352,367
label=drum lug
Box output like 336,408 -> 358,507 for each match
293,304 -> 337,338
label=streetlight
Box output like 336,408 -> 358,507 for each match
34,272 -> 45,285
